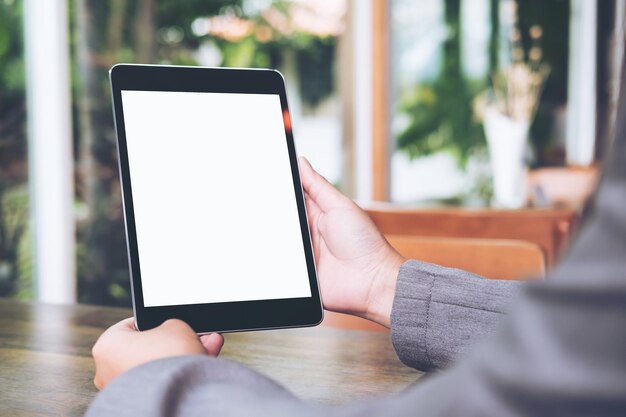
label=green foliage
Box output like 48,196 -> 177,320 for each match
202,3 -> 337,107
0,7 -> 10,58
295,37 -> 335,108
396,0 -> 569,169
157,0 -> 240,41
396,0 -> 485,167
0,187 -> 30,298
0,0 -> 30,299
397,80 -> 485,166
517,0 -> 569,160
14,216 -> 33,299
221,36 -> 257,67
0,1 -> 25,96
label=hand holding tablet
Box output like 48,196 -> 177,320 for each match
109,64 -> 322,333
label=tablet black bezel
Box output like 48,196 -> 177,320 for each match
109,64 -> 323,333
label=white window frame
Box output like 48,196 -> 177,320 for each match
24,0 -> 75,304
352,0 -> 374,203
566,0 -> 597,166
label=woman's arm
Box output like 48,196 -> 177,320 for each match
298,157 -> 520,369
391,260 -> 521,371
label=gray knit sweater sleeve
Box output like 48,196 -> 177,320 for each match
391,260 -> 522,371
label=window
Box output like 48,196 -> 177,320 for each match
73,0 -> 348,305
389,0 -> 571,205
5,0 -> 618,305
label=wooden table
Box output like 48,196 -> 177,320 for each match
0,299 -> 422,416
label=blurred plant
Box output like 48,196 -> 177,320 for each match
514,0 -> 569,163
396,0 -> 568,171
0,0 -> 31,298
0,187 -> 30,297
474,3 -> 550,125
191,1 -> 345,107
473,2 -> 551,209
465,148 -> 493,206
396,0 -> 485,167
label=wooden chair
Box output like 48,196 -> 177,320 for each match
365,206 -> 577,266
322,235 -> 546,332
386,235 -> 545,280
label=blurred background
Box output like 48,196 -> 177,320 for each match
0,0 -> 622,307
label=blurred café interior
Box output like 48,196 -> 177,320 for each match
0,0 -> 622,331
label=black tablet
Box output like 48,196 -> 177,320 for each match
109,64 -> 323,333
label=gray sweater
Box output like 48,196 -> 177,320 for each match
87,137 -> 626,416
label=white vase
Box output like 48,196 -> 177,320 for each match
483,108 -> 530,209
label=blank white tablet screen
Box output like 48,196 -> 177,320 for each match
121,90 -> 312,307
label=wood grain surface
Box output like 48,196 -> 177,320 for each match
0,299 -> 422,416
